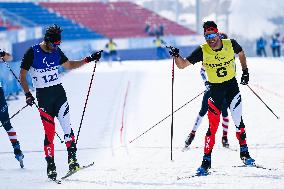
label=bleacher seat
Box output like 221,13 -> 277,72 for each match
40,2 -> 195,38
0,2 -> 104,40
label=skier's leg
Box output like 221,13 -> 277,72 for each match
197,86 -> 224,174
197,97 -> 221,174
185,91 -> 210,148
0,88 -> 24,161
39,108 -> 57,179
228,88 -> 255,165
204,97 -> 221,154
56,100 -> 79,171
221,99 -> 229,147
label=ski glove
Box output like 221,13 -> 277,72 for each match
25,92 -> 35,106
204,81 -> 211,91
240,68 -> 249,85
0,50 -> 6,58
169,47 -> 180,58
84,50 -> 103,63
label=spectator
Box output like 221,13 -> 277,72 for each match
153,35 -> 168,59
104,38 -> 121,63
144,22 -> 152,35
156,24 -> 164,36
282,36 -> 284,56
271,33 -> 281,57
145,23 -> 165,36
256,37 -> 267,57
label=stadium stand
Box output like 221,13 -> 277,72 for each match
0,2 -> 104,40
0,9 -> 21,31
40,2 -> 195,38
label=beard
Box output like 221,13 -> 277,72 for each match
208,39 -> 221,50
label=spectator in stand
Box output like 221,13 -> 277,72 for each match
158,24 -> 164,36
144,22 -> 152,35
256,37 -> 267,57
145,22 -> 165,37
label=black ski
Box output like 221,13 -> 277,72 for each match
224,146 -> 237,152
182,146 -> 237,152
61,162 -> 94,179
177,171 -> 212,180
232,164 -> 277,171
50,178 -> 62,184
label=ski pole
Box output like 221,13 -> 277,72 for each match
247,84 -> 280,119
0,104 -> 29,127
129,90 -> 205,144
76,50 -> 103,144
3,59 -> 64,143
170,56 -> 174,161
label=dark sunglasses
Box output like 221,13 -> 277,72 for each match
204,33 -> 218,40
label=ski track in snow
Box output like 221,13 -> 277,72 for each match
0,58 -> 284,189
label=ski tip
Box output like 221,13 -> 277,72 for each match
181,147 -> 189,152
83,162 -> 95,168
50,179 -> 61,184
54,180 -> 62,184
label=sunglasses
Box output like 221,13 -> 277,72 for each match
50,40 -> 61,48
204,33 -> 218,40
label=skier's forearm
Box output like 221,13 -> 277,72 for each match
175,56 -> 191,69
19,69 -> 30,94
62,60 -> 85,70
238,51 -> 248,70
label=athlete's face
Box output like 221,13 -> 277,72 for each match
204,31 -> 221,50
46,40 -> 61,52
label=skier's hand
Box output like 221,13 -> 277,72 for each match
168,47 -> 180,58
240,68 -> 249,85
0,50 -> 6,58
84,50 -> 103,63
205,81 -> 211,91
25,92 -> 35,106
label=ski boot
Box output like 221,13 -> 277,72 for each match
183,132 -> 195,151
67,142 -> 80,172
240,145 -> 255,166
46,157 -> 57,180
196,154 -> 211,176
221,136 -> 229,148
12,141 -> 24,168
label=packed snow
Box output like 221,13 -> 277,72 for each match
0,57 -> 283,189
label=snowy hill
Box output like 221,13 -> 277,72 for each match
0,58 -> 284,188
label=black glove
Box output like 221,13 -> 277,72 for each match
204,81 -> 211,91
84,50 -> 103,63
168,47 -> 180,57
0,50 -> 6,58
240,68 -> 249,85
25,92 -> 35,106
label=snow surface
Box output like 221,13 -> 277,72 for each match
0,58 -> 284,188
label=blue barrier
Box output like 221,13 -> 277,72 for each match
106,46 -> 197,61
0,61 -> 33,98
